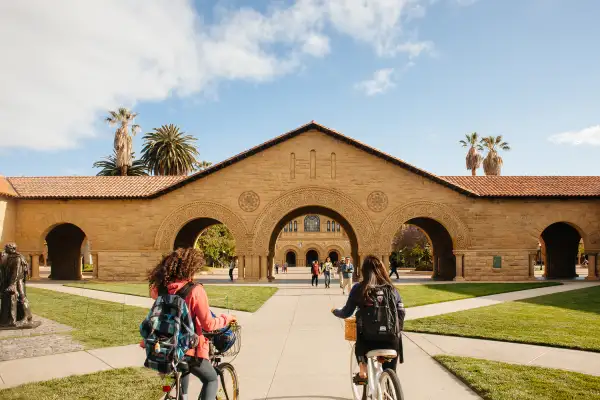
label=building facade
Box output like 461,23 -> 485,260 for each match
275,214 -> 351,267
0,122 -> 599,282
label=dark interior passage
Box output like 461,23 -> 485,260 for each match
285,251 -> 297,267
306,250 -> 319,267
174,218 -> 222,249
541,222 -> 581,279
404,218 -> 455,280
46,223 -> 86,280
328,251 -> 339,263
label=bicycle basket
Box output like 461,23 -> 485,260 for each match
344,317 -> 356,342
212,324 -> 242,357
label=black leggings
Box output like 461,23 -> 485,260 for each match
311,274 -> 319,286
180,357 -> 218,400
355,336 -> 403,371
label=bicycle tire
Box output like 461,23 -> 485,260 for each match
216,362 -> 239,400
379,369 -> 404,400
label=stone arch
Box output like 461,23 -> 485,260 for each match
42,222 -> 88,280
524,215 -> 599,251
302,243 -> 326,261
154,201 -> 249,252
326,244 -> 346,257
252,187 -> 376,255
378,201 -> 471,254
37,211 -> 96,252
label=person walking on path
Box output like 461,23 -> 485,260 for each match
341,256 -> 354,295
331,255 -> 405,382
322,257 -> 333,288
337,259 -> 343,288
229,256 -> 237,282
311,260 -> 320,287
275,263 -> 279,275
389,261 -> 400,279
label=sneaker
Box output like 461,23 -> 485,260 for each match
353,374 -> 368,385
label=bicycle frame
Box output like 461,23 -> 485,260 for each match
366,357 -> 385,400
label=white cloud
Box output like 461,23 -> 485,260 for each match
0,0 -> 470,150
549,125 -> 600,146
355,68 -> 396,96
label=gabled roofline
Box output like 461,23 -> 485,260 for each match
149,121 -> 478,198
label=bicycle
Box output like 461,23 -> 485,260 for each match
161,323 -> 241,400
345,318 -> 404,400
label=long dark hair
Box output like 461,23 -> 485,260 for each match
358,255 -> 393,302
148,247 -> 205,288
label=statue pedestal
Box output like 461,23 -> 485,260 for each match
0,320 -> 42,330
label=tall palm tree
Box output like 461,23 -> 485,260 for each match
141,124 -> 200,176
105,108 -> 140,176
93,152 -> 148,176
481,135 -> 511,176
459,132 -> 483,176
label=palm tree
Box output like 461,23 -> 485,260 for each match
196,160 -> 212,171
105,108 -> 140,176
459,132 -> 483,176
93,152 -> 148,176
480,135 -> 511,176
141,124 -> 200,176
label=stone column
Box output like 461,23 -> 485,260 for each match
586,253 -> 599,281
92,253 -> 99,278
77,254 -> 83,280
381,254 -> 389,269
244,255 -> 260,281
453,251 -> 465,281
259,254 -> 268,282
30,253 -> 40,280
528,252 -> 537,280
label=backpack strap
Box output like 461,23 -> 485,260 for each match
176,281 -> 197,301
157,284 -> 169,296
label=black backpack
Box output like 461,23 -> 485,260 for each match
357,285 -> 401,342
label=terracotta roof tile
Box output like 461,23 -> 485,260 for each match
441,176 -> 600,197
7,176 -> 186,199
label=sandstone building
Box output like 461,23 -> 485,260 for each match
0,122 -> 599,282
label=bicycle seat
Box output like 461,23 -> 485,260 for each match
366,349 -> 397,359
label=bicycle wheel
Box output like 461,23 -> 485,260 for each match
216,362 -> 239,400
350,344 -> 368,400
379,369 -> 403,400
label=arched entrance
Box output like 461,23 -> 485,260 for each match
174,218 -> 236,268
306,249 -> 319,267
328,251 -> 340,263
401,218 -> 454,280
45,223 -> 86,280
540,222 -> 582,279
262,204 -> 362,280
285,251 -> 297,267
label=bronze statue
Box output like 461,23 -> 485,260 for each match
0,243 -> 41,329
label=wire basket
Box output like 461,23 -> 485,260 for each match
209,324 -> 242,357
344,317 -> 356,342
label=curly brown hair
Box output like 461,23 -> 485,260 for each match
148,248 -> 205,288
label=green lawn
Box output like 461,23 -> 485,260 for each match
397,282 -> 561,308
0,367 -> 162,400
405,286 -> 600,352
435,355 -> 600,400
64,282 -> 277,312
27,288 -> 149,349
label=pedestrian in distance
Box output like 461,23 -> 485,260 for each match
311,260 -> 320,287
322,257 -> 333,288
341,256 -> 354,295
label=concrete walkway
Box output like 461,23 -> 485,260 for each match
406,332 -> 600,377
4,279 -> 599,399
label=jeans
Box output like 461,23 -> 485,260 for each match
324,271 -> 331,287
311,274 -> 319,286
180,357 -> 218,400
229,269 -> 234,281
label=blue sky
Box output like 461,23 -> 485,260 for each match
1,0 -> 599,177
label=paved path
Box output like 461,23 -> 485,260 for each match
406,332 -> 600,377
4,279 -> 599,399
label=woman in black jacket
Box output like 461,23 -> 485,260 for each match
332,255 -> 405,382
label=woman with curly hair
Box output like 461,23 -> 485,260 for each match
147,247 -> 236,400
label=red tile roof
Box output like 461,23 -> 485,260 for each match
2,122 -> 599,199
441,176 -> 600,197
6,176 -> 186,199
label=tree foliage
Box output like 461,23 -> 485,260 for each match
141,124 -> 200,176
93,151 -> 148,176
105,108 -> 140,176
195,224 -> 236,267
481,135 -> 510,176
459,132 -> 483,176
